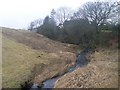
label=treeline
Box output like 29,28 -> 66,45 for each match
29,1 -> 119,48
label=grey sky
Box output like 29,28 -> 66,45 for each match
0,0 -> 115,29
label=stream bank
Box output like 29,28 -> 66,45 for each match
33,48 -> 92,88
21,48 -> 93,89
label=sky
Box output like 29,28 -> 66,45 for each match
0,0 -> 116,29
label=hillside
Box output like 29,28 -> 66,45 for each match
2,27 -> 77,88
2,27 -> 119,88
54,48 -> 119,88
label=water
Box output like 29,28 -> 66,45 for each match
42,77 -> 59,88
31,48 -> 92,89
31,83 -> 38,88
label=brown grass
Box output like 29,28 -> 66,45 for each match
54,48 -> 118,88
2,27 -> 76,88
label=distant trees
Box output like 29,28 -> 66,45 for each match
34,1 -> 119,48
28,19 -> 43,32
74,1 -> 118,32
55,7 -> 73,25
60,19 -> 95,44
37,14 -> 58,39
28,22 -> 34,31
50,9 -> 56,20
43,16 -> 50,25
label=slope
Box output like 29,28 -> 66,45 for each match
2,27 -> 77,88
54,48 -> 119,88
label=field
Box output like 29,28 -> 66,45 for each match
2,27 -> 76,88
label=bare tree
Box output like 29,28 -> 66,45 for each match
55,7 -> 73,25
74,1 -> 118,32
117,1 -> 120,24
50,9 -> 56,19
28,19 -> 43,32
28,21 -> 34,31
33,19 -> 43,28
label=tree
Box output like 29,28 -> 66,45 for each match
37,15 -> 58,39
43,16 -> 50,25
34,19 -> 43,28
28,21 -> 34,31
50,9 -> 56,19
50,9 -> 57,26
55,7 -> 73,25
61,19 -> 95,44
74,1 -> 118,32
28,19 -> 43,32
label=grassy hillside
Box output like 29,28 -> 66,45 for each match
2,27 -> 119,88
2,27 -> 76,88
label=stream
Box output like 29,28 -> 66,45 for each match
31,48 -> 92,89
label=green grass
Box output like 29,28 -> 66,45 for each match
2,36 -> 56,88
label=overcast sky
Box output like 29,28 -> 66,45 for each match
0,0 -> 115,29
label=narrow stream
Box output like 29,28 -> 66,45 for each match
31,48 -> 92,89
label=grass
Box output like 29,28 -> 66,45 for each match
2,36 -> 57,88
2,27 -> 119,88
2,28 -> 76,88
54,48 -> 118,88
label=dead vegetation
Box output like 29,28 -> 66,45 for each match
54,48 -> 118,88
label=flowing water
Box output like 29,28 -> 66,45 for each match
31,48 -> 92,89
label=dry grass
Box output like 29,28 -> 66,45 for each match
3,27 -> 118,88
54,48 -> 118,88
2,27 -> 76,88
2,27 -> 76,53
2,36 -> 51,87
